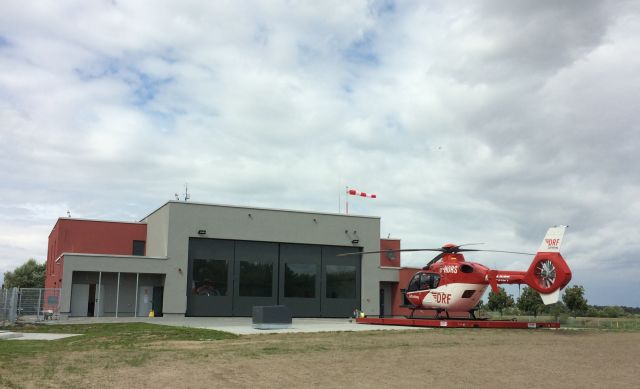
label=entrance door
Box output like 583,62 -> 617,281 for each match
137,286 -> 154,316
187,238 -> 234,316
70,284 -> 89,317
233,241 -> 278,316
321,246 -> 361,318
279,244 -> 321,317
152,287 -> 164,316
380,283 -> 394,317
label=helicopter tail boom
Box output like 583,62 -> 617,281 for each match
488,226 -> 572,304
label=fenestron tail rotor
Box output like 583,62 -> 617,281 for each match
534,259 -> 557,289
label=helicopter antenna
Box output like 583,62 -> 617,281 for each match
184,183 -> 190,202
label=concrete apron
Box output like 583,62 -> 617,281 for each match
43,316 -> 431,335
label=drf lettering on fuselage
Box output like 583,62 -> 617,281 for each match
431,292 -> 451,304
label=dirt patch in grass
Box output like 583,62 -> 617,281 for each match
1,328 -> 638,388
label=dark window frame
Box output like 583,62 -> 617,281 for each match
132,240 -> 146,256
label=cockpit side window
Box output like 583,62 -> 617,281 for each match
419,273 -> 431,290
430,274 -> 440,289
407,273 -> 421,292
420,273 -> 441,290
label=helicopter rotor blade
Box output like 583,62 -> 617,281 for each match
338,248 -> 534,257
458,249 -> 534,255
337,248 -> 445,256
423,252 -> 444,269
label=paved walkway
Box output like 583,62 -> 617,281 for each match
42,316 -> 429,335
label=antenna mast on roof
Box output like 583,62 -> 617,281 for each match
184,183 -> 190,202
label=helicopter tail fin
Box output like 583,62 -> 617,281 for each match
523,226 -> 572,304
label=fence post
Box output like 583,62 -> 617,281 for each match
9,288 -> 18,323
2,289 -> 6,322
37,288 -> 42,321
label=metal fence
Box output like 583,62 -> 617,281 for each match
1,288 -> 19,324
0,288 -> 61,324
17,288 -> 61,322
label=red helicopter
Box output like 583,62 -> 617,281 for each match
348,226 -> 572,319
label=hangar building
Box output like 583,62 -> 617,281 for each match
46,201 -> 413,318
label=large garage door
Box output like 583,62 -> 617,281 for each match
232,241 -> 279,316
321,246 -> 361,318
187,239 -> 234,316
187,238 -> 361,317
279,244 -> 321,317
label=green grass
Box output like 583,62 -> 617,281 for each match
0,322 -> 239,388
0,322 -> 237,360
482,313 -> 640,331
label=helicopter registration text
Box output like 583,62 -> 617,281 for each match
440,265 -> 458,274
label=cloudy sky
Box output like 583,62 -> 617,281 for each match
1,0 -> 638,307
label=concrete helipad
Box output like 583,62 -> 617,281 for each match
0,330 -> 80,341
45,316 -> 430,335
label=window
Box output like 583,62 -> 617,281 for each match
239,261 -> 273,297
132,240 -> 145,256
326,265 -> 356,299
192,259 -> 228,296
407,273 -> 421,292
407,272 -> 440,291
284,263 -> 316,298
419,273 -> 440,290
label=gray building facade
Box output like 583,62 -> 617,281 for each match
57,201 -> 399,318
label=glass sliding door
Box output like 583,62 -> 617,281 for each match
187,238 -> 234,316
279,244 -> 321,317
321,246 -> 361,317
232,241 -> 278,316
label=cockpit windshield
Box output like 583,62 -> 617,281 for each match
407,272 -> 440,292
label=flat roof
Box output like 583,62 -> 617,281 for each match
49,217 -> 146,237
56,217 -> 146,225
141,200 -> 381,222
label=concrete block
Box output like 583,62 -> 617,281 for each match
252,305 -> 292,330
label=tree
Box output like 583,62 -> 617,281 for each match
487,287 -> 514,315
3,259 -> 45,289
562,285 -> 588,317
602,306 -> 626,318
517,286 -> 544,317
544,302 -> 568,321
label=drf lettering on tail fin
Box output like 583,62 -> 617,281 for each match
537,225 -> 566,252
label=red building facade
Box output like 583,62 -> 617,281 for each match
45,219 -> 147,289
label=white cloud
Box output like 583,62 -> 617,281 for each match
0,0 -> 639,306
